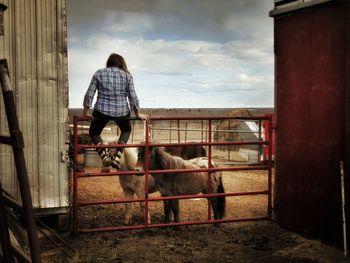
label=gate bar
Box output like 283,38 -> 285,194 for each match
75,140 -> 270,150
72,115 -> 273,233
76,164 -> 270,178
79,216 -> 270,233
77,190 -> 269,207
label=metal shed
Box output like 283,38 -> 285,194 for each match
0,0 -> 68,211
270,0 -> 350,243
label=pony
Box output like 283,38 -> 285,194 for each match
116,147 -> 156,224
114,144 -> 207,224
137,146 -> 226,223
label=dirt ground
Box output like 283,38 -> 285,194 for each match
40,152 -> 350,263
41,221 -> 349,263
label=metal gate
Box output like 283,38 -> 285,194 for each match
72,115 -> 273,233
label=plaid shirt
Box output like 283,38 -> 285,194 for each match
83,67 -> 140,117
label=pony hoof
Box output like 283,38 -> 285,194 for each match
213,222 -> 221,227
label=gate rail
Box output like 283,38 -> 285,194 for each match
72,115 -> 273,233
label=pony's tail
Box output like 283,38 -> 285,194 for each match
216,177 -> 226,219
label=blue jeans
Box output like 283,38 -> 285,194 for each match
89,109 -> 132,147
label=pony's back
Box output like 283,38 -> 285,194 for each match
155,147 -> 186,170
164,144 -> 207,160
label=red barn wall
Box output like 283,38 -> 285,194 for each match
273,1 -> 350,243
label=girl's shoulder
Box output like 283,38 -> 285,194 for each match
95,67 -> 132,79
113,67 -> 133,79
94,67 -> 109,75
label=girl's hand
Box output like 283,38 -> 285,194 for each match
83,106 -> 92,117
136,112 -> 151,122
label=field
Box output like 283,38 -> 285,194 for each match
40,109 -> 350,262
41,164 -> 349,263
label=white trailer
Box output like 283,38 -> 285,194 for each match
0,0 -> 69,212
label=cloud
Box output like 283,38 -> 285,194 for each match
68,33 -> 273,107
104,12 -> 155,34
67,0 -> 274,108
68,0 -> 273,42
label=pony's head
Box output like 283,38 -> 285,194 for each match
137,146 -> 162,170
137,146 -> 185,171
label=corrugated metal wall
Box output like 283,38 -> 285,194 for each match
272,0 -> 349,243
0,0 -> 69,209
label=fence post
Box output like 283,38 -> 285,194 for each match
207,119 -> 213,220
73,116 -> 79,234
267,115 -> 273,219
258,120 -> 262,163
144,121 -> 150,227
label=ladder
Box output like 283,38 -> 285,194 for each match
0,59 -> 42,262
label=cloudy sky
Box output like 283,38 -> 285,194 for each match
67,0 -> 274,109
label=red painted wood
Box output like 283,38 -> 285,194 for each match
273,1 -> 349,243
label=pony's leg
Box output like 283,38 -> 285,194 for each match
163,199 -> 172,223
170,199 -> 180,223
210,197 -> 219,220
135,190 -> 151,224
123,188 -> 134,224
203,189 -> 219,220
214,177 -> 226,220
138,202 -> 151,224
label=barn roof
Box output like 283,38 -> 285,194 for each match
270,0 -> 335,17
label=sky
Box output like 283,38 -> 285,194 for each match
67,0 -> 274,109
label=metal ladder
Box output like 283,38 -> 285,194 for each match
0,59 -> 42,263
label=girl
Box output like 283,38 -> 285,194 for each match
83,53 -> 150,169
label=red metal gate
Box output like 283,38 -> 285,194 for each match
72,115 -> 273,233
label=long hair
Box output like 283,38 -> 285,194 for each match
106,53 -> 130,74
